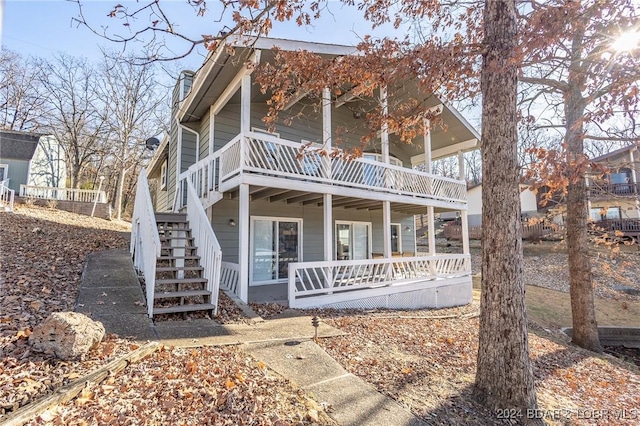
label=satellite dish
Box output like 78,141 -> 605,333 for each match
145,137 -> 160,151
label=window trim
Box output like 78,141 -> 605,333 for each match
0,164 -> 8,183
249,215 -> 303,286
160,159 -> 168,190
335,220 -> 373,260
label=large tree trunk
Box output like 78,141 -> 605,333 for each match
564,87 -> 602,352
474,0 -> 539,417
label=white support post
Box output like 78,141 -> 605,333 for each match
383,201 -> 392,258
427,206 -> 436,256
323,193 -> 333,290
423,118 -> 432,174
461,210 -> 470,255
238,183 -> 250,303
323,194 -> 333,261
380,86 -> 389,164
322,87 -> 332,177
458,150 -> 465,181
240,74 -> 251,134
630,148 -> 639,215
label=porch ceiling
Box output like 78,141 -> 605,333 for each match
229,185 -> 460,215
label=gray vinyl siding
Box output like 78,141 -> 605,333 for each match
213,101 -> 410,167
1,159 -> 30,192
214,105 -> 241,151
154,179 -> 170,212
198,110 -> 211,159
180,130 -> 197,173
210,198 -> 415,264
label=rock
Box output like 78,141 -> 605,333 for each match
29,312 -> 105,360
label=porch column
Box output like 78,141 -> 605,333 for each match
423,118 -> 432,174
322,87 -> 332,176
240,74 -> 251,133
324,194 -> 333,261
380,86 -> 392,258
380,86 -> 389,164
238,183 -> 250,302
461,210 -> 470,255
631,149 -> 639,214
458,150 -> 465,181
383,201 -> 392,258
427,206 -> 436,256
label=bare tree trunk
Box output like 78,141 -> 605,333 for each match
474,0 -> 539,417
565,86 -> 602,352
114,159 -> 126,221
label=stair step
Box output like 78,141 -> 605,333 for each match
160,246 -> 198,251
155,212 -> 187,221
158,228 -> 192,234
154,303 -> 216,315
156,277 -> 207,285
160,235 -> 195,241
156,266 -> 204,272
157,255 -> 200,261
154,289 -> 211,299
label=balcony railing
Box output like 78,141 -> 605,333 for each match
179,131 -> 467,208
288,254 -> 471,308
20,185 -> 107,203
588,182 -> 639,198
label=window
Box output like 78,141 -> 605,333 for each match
160,160 -> 167,190
391,223 -> 402,253
336,221 -> 372,260
590,207 -> 621,221
250,216 -> 302,285
0,164 -> 7,183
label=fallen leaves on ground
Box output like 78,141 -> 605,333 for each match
24,346 -> 336,426
309,306 -> 640,425
0,206 -> 132,415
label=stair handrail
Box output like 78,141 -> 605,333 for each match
185,177 -> 222,315
131,168 -> 161,317
0,181 -> 15,212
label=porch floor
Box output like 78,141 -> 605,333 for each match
248,283 -> 289,306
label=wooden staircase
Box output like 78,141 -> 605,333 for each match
151,212 -> 216,316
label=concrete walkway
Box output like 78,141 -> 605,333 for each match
77,249 -> 427,426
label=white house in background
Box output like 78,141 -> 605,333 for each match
0,130 -> 66,193
465,183 -> 539,226
133,37 -> 481,318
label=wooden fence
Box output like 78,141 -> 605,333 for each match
444,222 -> 566,241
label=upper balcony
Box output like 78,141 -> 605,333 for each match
181,131 -> 468,212
587,182 -> 639,198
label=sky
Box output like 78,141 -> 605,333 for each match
1,0 -> 401,70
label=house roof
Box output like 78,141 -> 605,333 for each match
0,130 -> 41,160
178,37 -> 481,160
590,144 -> 638,163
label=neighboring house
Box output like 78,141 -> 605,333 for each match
0,130 -> 66,193
465,183 -> 539,226
586,144 -> 639,238
135,37 -> 481,318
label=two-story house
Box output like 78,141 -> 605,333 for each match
587,144 -> 640,239
133,38 -> 480,318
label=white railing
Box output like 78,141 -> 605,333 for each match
0,181 -> 15,212
220,261 -> 240,296
185,177 -> 222,315
20,185 -> 107,203
288,254 -> 471,308
130,169 -> 161,317
180,131 -> 466,205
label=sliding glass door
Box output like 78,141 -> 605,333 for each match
251,217 -> 301,285
336,221 -> 371,260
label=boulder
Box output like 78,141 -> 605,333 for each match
29,312 -> 105,360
